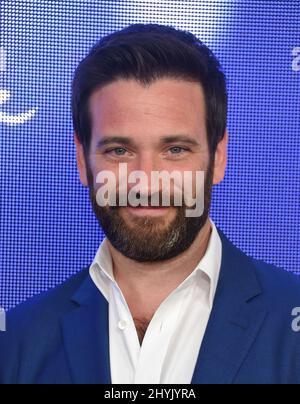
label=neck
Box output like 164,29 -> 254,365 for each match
106,217 -> 212,324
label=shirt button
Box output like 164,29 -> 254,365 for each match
118,320 -> 128,330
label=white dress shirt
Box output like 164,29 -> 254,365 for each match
89,218 -> 222,384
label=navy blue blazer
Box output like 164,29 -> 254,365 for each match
0,228 -> 299,384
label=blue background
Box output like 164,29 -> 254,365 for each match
0,0 -> 299,310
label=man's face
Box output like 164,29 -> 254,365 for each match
75,78 -> 227,262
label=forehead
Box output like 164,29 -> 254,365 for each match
89,78 -> 206,135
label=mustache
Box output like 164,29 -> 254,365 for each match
101,190 -> 196,209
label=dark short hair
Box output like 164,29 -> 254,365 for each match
72,23 -> 227,157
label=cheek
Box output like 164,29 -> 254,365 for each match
88,153 -> 112,176
182,159 -> 211,197
84,154 -> 103,188
88,155 -> 122,194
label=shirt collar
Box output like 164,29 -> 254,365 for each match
196,218 -> 222,308
90,218 -> 222,308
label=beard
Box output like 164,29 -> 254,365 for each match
86,159 -> 214,263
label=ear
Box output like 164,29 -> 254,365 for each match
213,129 -> 228,185
74,133 -> 88,187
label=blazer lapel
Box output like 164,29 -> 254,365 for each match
60,275 -> 111,384
191,228 -> 268,384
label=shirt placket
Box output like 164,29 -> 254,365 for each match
133,288 -> 184,384
109,282 -> 141,382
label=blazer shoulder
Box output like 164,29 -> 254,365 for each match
252,258 -> 300,306
2,268 -> 90,336
0,268 -> 91,384
218,226 -> 300,304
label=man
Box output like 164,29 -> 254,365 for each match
0,23 -> 299,384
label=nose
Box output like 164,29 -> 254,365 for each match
127,153 -> 161,199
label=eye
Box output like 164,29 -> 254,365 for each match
105,147 -> 128,156
168,146 -> 189,155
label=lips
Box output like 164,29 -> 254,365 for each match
124,206 -> 171,217
127,206 -> 170,211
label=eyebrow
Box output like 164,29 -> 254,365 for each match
96,135 -> 201,149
